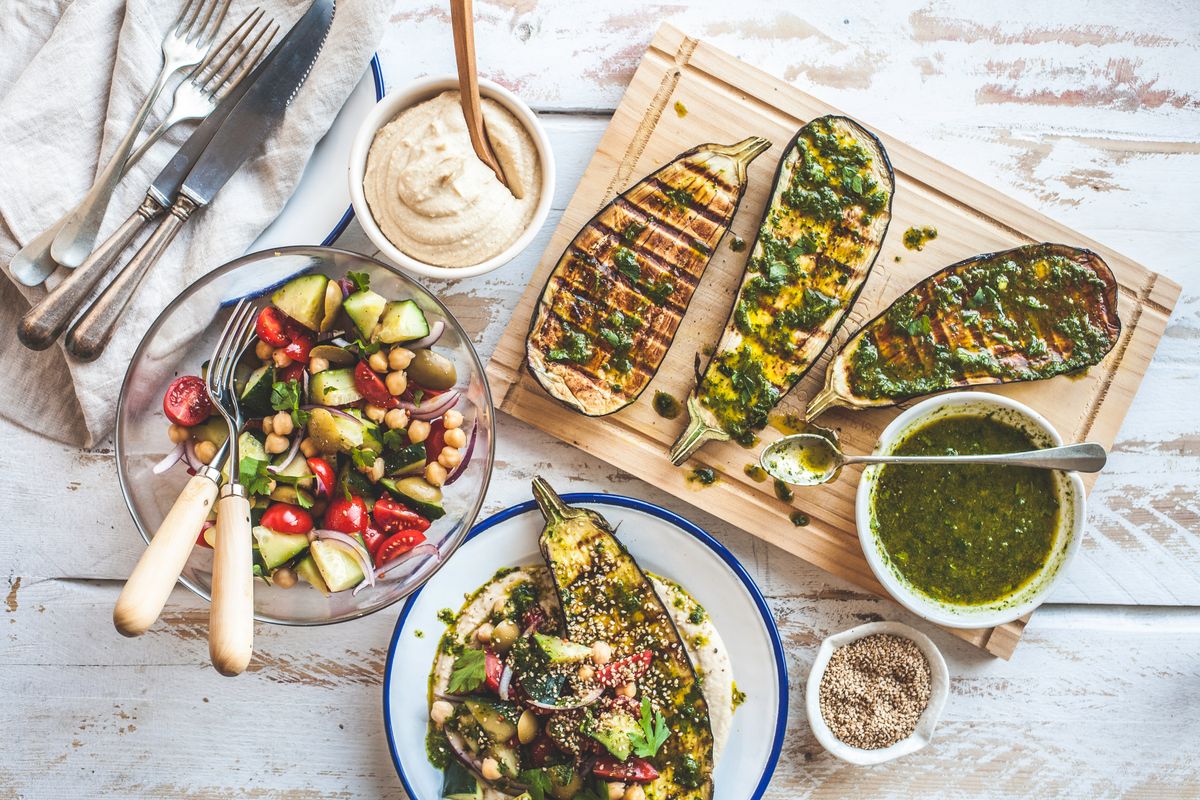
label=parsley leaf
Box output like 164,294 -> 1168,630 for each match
270,379 -> 310,428
347,271 -> 370,293
519,769 -> 555,800
381,427 -> 408,452
629,696 -> 671,758
613,246 -> 641,282
447,649 -> 487,694
239,456 -> 274,496
349,446 -> 376,471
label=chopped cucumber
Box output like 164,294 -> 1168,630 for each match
295,555 -> 330,595
271,274 -> 328,331
534,634 -> 592,664
309,367 -> 362,407
585,709 -> 640,761
465,699 -> 518,741
191,417 -> 229,449
309,539 -> 365,592
239,431 -> 267,464
343,289 -> 387,339
487,741 -> 521,782
384,442 -> 426,476
238,364 -> 274,416
379,476 -> 445,520
441,761 -> 481,800
252,526 -> 310,570
376,299 -> 429,343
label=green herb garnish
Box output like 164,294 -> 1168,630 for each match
629,697 -> 671,757
447,649 -> 487,694
347,271 -> 370,292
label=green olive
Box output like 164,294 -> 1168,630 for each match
407,349 -> 457,391
549,769 -> 582,799
306,408 -> 343,453
492,619 -> 520,653
517,709 -> 539,745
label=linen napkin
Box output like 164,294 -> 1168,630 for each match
0,0 -> 394,447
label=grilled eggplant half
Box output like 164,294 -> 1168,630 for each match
670,116 -> 893,464
533,477 -> 715,800
806,243 -> 1122,417
527,137 -> 771,416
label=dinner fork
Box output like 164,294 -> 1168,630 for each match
51,0 -> 232,270
9,6 -> 274,289
205,300 -> 258,677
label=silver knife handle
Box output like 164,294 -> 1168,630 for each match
64,196 -> 197,362
18,195 -> 163,351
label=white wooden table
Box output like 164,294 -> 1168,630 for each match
4,2 -> 1198,797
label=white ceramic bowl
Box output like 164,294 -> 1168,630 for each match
805,621 -> 949,765
348,75 -> 556,279
856,392 -> 1086,629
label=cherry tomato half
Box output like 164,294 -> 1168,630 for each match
592,755 -> 659,783
323,495 -> 369,533
374,529 -> 427,566
306,457 -> 335,497
484,648 -> 503,693
260,502 -> 314,535
255,307 -> 291,346
196,521 -> 215,548
163,375 -> 213,427
361,525 -> 386,559
276,361 -> 306,385
595,650 -> 653,686
373,495 -> 431,533
423,419 -> 446,465
353,361 -> 396,408
281,323 -> 314,362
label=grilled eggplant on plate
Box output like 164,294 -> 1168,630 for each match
669,116 -> 894,464
527,137 -> 771,417
806,243 -> 1122,418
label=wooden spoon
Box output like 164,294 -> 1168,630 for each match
449,0 -> 510,190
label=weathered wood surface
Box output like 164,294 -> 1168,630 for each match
3,1 -> 1198,798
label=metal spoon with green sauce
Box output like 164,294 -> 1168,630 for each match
760,433 -> 1108,486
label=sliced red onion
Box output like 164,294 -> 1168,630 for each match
497,663 -> 514,701
266,433 -> 301,474
434,692 -> 469,703
300,404 -> 363,423
444,423 -> 477,486
405,320 -> 444,350
330,335 -> 352,348
153,443 -> 185,474
400,389 -> 460,420
525,685 -> 605,711
375,542 -> 440,581
182,439 -> 203,471
337,277 -> 354,297
313,530 -> 375,593
301,368 -> 309,398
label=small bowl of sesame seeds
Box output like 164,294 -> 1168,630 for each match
805,621 -> 948,765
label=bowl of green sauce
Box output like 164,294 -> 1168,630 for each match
856,392 -> 1085,628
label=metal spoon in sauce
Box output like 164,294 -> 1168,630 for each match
760,433 -> 1108,487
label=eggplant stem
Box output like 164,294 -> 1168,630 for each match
706,136 -> 771,181
805,386 -> 841,420
531,476 -> 575,523
668,394 -> 729,466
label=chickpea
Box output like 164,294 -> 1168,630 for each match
437,446 -> 462,470
475,622 -> 494,644
408,419 -> 431,444
385,369 -> 407,396
577,664 -> 596,683
624,786 -> 645,800
264,432 -> 290,455
265,479 -> 277,495
364,403 -> 386,423
369,457 -> 385,483
273,411 -> 294,437
517,709 -> 539,745
424,462 -> 448,487
592,640 -> 613,666
492,619 -> 520,653
388,346 -> 414,371
606,783 -> 626,800
368,350 -> 389,373
617,681 -> 637,699
194,440 -> 218,463
272,349 -> 293,368
308,356 -> 329,374
430,700 -> 454,726
299,437 -> 318,458
384,408 -> 409,430
443,427 -> 467,449
272,566 -> 297,589
480,757 -> 501,782
255,340 -> 274,361
167,424 -> 189,444
443,408 -> 464,429
262,415 -> 274,435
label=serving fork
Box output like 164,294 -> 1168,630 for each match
51,0 -> 233,271
204,300 -> 258,677
9,6 -> 275,289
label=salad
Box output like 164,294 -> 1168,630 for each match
155,270 -> 476,596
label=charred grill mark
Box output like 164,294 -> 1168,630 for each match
647,176 -> 732,228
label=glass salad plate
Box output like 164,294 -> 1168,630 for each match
114,246 -> 494,625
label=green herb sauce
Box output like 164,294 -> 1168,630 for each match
653,391 -> 682,419
789,511 -> 811,527
743,463 -> 767,482
903,225 -> 938,250
688,467 -> 717,486
871,414 -> 1059,605
773,478 -> 793,503
674,100 -> 688,117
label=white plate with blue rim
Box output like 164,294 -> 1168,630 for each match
249,56 -> 384,250
383,492 -> 787,799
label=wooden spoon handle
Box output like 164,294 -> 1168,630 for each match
209,491 -> 254,677
113,472 -> 219,637
448,0 -> 506,185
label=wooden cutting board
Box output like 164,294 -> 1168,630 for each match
486,24 -> 1181,658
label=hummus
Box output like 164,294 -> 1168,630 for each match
364,90 -> 542,268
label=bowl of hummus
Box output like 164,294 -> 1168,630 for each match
349,76 -> 555,279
